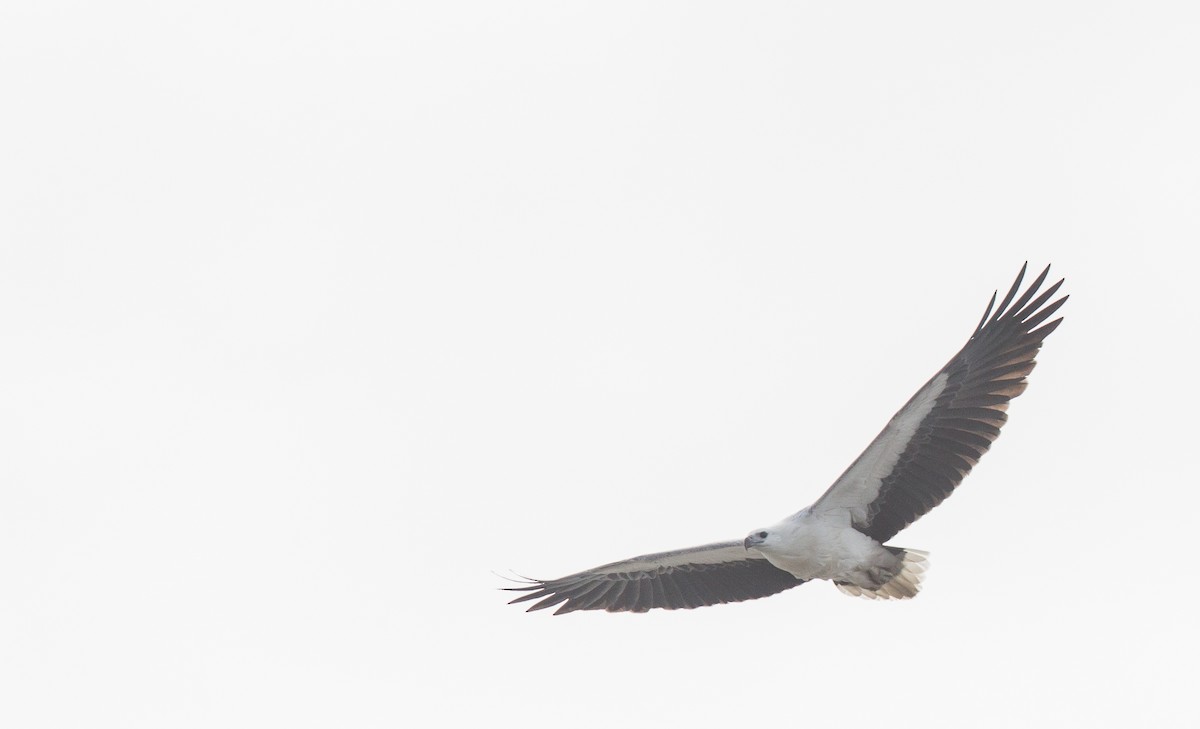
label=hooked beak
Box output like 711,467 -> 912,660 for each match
744,534 -> 763,551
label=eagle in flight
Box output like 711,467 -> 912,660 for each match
507,264 -> 1066,614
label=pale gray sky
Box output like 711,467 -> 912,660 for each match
3,2 -> 1199,727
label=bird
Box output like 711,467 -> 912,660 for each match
505,263 -> 1066,614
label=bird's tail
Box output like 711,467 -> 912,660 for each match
836,548 -> 929,600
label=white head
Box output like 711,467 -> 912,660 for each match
743,528 -> 777,552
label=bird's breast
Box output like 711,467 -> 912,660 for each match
760,514 -> 884,582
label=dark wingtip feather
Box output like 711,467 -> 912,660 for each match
975,290 -> 998,335
1030,315 -> 1065,340
1014,278 -> 1063,323
507,589 -> 547,605
1022,291 -> 1068,331
1007,265 -> 1052,318
990,262 -> 1028,326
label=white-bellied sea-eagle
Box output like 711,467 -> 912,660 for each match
506,264 -> 1066,614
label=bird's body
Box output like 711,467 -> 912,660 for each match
749,509 -> 927,599
754,509 -> 896,585
507,264 -> 1066,614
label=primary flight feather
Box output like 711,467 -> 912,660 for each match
506,264 -> 1066,614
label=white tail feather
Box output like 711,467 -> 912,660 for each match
836,549 -> 929,600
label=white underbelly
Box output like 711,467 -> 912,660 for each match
762,517 -> 888,582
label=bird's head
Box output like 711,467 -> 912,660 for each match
744,529 -> 773,552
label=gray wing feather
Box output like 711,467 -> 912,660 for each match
505,540 -> 805,614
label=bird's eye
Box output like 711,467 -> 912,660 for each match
757,531 -> 768,539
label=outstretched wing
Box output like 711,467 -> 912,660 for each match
810,263 -> 1067,543
505,541 -> 805,615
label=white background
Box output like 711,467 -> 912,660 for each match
3,2 -> 1199,727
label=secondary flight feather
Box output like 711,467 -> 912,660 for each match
506,264 -> 1066,614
